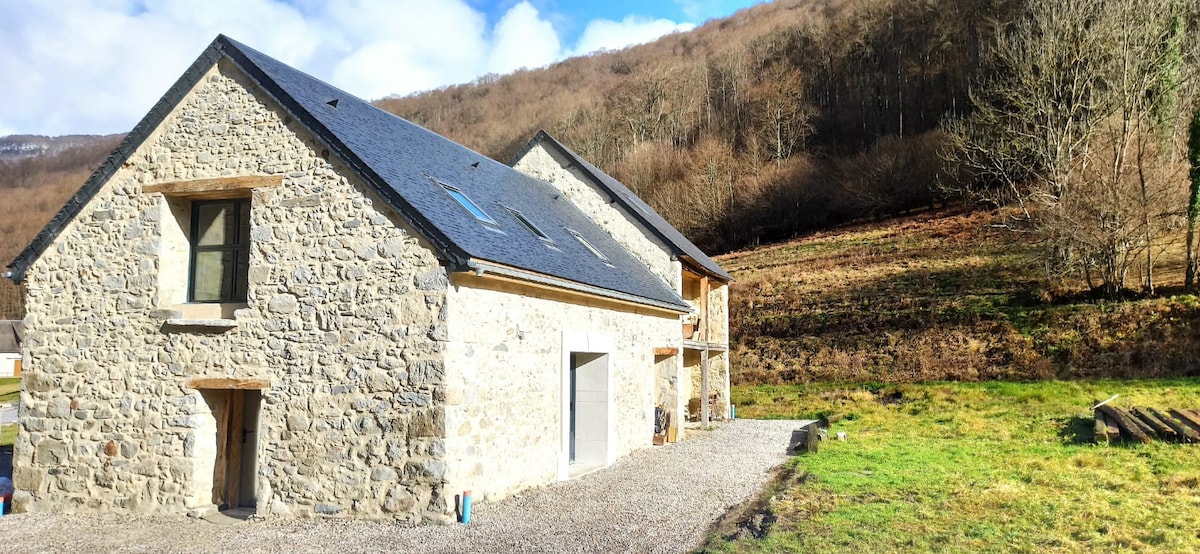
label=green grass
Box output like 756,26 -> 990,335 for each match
710,380 -> 1200,552
0,377 -> 18,405
1,377 -> 17,447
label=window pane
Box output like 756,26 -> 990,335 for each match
442,184 -> 496,224
196,203 -> 237,246
192,250 -> 236,302
233,250 -> 249,302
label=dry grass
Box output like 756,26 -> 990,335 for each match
720,208 -> 1200,383
0,134 -> 122,319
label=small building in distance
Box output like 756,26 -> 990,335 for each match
0,320 -> 21,377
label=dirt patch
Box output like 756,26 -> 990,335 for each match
875,388 -> 905,406
703,463 -> 811,545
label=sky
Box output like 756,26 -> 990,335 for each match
0,0 -> 764,137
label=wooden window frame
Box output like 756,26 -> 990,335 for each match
188,198 -> 251,303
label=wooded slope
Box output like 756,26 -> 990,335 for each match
380,0 -> 1011,252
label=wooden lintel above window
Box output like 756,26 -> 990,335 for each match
186,377 -> 270,390
143,175 -> 283,199
653,347 -> 679,356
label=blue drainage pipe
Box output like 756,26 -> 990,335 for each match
461,490 -> 472,524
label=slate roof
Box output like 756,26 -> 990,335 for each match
6,35 -> 690,312
0,321 -> 22,353
513,132 -> 733,282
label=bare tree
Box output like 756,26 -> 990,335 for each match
1187,108 -> 1200,288
945,0 -> 1198,296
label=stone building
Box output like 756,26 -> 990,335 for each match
2,35 -> 731,523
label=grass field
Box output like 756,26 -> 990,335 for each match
718,209 -> 1200,383
1,377 -> 17,447
704,380 -> 1200,552
0,377 -> 18,405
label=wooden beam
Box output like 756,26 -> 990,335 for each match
454,270 -> 687,317
1150,407 -> 1198,443
143,175 -> 283,198
186,377 -> 270,390
700,348 -> 710,426
1132,407 -> 1175,440
699,276 -> 710,342
653,347 -> 679,356
1169,408 -> 1200,433
226,391 -> 245,509
211,390 -> 230,508
1097,405 -> 1151,443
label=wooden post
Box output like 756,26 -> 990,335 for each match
700,348 -> 710,426
226,391 -> 245,508
699,276 -> 710,342
211,391 -> 230,507
1093,412 -> 1109,444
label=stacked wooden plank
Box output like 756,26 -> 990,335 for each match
1094,404 -> 1200,444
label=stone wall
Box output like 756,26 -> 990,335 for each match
441,275 -> 679,501
15,59 -> 452,523
707,283 -> 729,344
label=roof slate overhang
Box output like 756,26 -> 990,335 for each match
5,35 -> 691,313
511,131 -> 734,283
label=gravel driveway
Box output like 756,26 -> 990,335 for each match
1,419 -> 805,553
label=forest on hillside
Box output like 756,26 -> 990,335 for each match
2,0 -> 1200,320
0,135 -> 124,318
382,0 -> 1200,298
381,0 -> 1004,252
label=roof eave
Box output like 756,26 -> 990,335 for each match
465,258 -> 691,314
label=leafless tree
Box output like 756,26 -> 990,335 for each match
945,0 -> 1198,296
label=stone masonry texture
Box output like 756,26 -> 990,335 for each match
16,60 -> 451,523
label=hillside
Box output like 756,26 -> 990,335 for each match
0,0 -> 999,317
720,208 -> 1200,383
0,133 -> 124,317
380,0 -> 1008,252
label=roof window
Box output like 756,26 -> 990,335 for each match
505,206 -> 553,243
567,228 -> 610,262
439,181 -> 496,225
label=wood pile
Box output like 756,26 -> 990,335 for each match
1093,403 -> 1200,444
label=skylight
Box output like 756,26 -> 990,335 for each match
439,182 -> 496,225
505,206 -> 552,243
568,228 -> 609,262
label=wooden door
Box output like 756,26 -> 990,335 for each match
212,390 -> 246,510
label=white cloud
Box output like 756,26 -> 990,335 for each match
0,0 -> 697,136
488,1 -> 561,75
571,16 -> 695,57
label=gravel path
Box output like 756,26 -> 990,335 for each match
1,419 -> 805,553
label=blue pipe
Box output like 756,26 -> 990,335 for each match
461,490 -> 472,524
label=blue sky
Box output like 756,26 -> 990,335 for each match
0,0 -> 764,137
